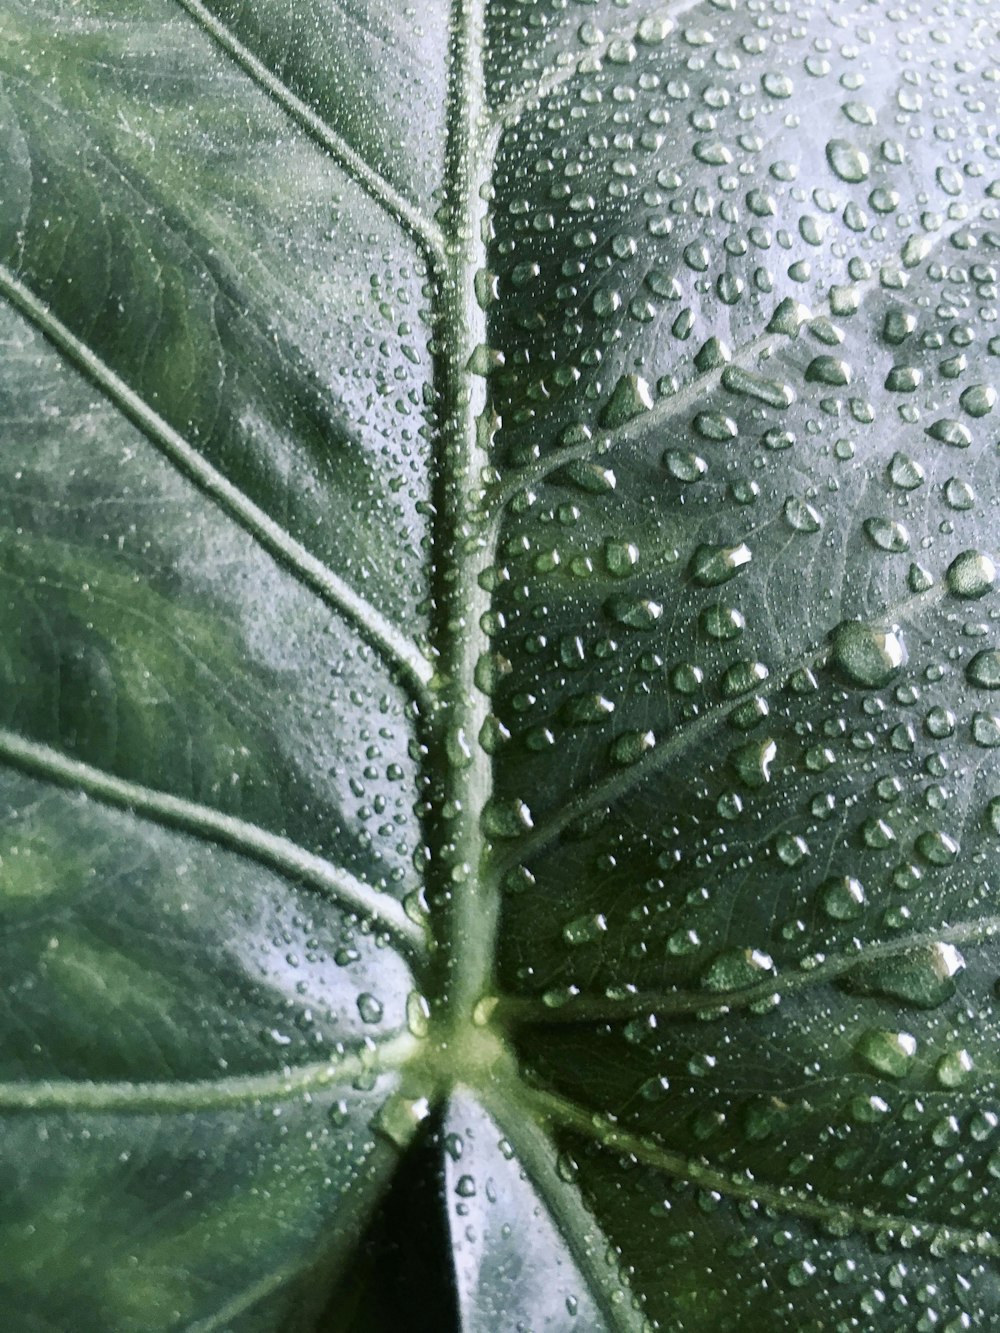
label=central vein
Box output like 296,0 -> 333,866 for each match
426,0 -> 500,1046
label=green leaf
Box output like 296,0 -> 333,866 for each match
2,0 -> 1000,1327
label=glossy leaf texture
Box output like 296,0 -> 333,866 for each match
1,0 -> 1000,1329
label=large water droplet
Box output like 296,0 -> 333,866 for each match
689,542 -> 752,587
856,1028 -> 917,1078
946,550 -> 996,599
830,621 -> 907,688
826,138 -> 870,183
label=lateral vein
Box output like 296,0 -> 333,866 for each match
173,0 -> 447,267
0,1033 -> 418,1114
496,916 -> 1000,1027
492,211 -> 984,509
525,1083 -> 1000,1255
489,0 -> 707,134
499,582 -> 944,873
0,727 -> 427,960
0,264 -> 434,702
479,1086 -> 648,1333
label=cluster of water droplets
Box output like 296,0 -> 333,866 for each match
462,0 -> 1000,1323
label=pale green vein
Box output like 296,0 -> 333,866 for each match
524,1083 -> 1000,1256
0,265 -> 434,703
489,0 -> 707,135
478,1086 -> 648,1333
0,1033 -> 418,1114
173,0 -> 447,268
490,326 -> 774,513
0,727 -> 427,960
497,582 -> 945,873
429,0 -> 501,1031
495,916 -> 1000,1027
491,178 -> 983,511
188,1255 -> 317,1333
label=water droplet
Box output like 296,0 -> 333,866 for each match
701,603 -> 745,639
972,712 -> 1000,747
558,461 -> 617,494
885,365 -> 922,393
762,71 -> 794,99
805,355 -> 851,386
967,649 -> 1000,689
946,550 -> 996,599
694,336 -> 731,371
776,832 -> 809,866
664,449 -> 708,481
610,729 -> 656,766
562,693 -> 615,724
720,660 -> 769,698
701,946 -> 776,992
830,621 -> 907,688
768,296 -> 811,335
926,418 -> 972,448
730,736 -> 777,788
406,991 -> 431,1038
863,517 -> 910,553
819,875 -> 866,921
887,452 -> 924,490
693,410 -> 738,441
600,374 -> 653,427
482,797 -> 534,838
604,539 -> 639,577
563,913 -> 608,947
826,138 -> 870,183
935,1049 -> 973,1088
856,1028 -> 917,1078
843,942 -> 964,1009
783,497 -> 823,532
689,542 -> 752,587
959,383 -> 996,417
357,993 -> 384,1024
605,595 -> 662,629
376,1093 -> 431,1148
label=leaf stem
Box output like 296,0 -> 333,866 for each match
477,1085 -> 647,1332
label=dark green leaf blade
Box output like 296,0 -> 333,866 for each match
487,1 -> 1000,1326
